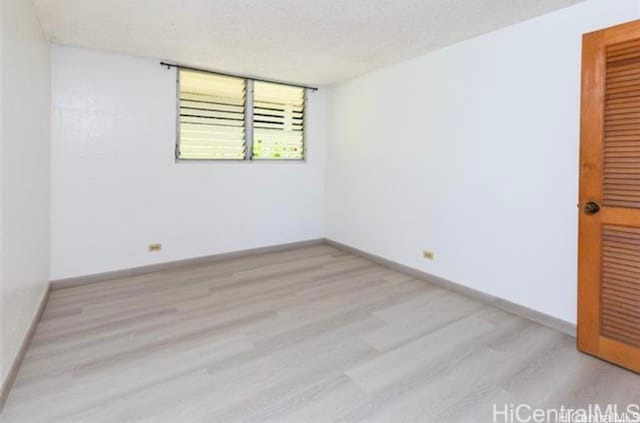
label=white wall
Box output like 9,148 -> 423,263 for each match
50,46 -> 327,280
46,0 -> 640,323
1,0 -> 51,383
326,0 -> 640,325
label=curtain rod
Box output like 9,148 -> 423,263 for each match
160,62 -> 318,92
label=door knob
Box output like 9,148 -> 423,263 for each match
584,201 -> 600,215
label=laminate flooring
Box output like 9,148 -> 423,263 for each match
2,244 -> 638,422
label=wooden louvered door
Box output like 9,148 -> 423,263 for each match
578,20 -> 640,372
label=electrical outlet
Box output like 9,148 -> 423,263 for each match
422,250 -> 434,260
149,243 -> 162,252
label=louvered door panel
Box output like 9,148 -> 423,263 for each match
604,39 -> 640,207
601,225 -> 640,347
579,20 -> 640,373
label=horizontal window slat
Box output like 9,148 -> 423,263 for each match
180,100 -> 244,113
180,145 -> 245,152
180,122 -> 244,133
180,116 -> 245,127
180,108 -> 244,120
181,92 -> 244,107
179,153 -> 244,160
254,121 -> 303,128
180,136 -> 244,145
254,128 -> 303,138
253,115 -> 287,124
254,101 -> 303,112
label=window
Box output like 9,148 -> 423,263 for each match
175,67 -> 306,161
253,82 -> 305,160
177,69 -> 246,160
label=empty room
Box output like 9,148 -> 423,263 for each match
2,0 -> 640,422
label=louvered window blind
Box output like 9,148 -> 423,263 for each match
175,66 -> 307,161
178,69 -> 246,160
252,82 -> 305,160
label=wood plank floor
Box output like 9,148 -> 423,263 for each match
2,244 -> 638,422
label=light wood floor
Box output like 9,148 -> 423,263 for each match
2,244 -> 638,422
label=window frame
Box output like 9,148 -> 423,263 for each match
251,80 -> 306,162
174,68 -> 307,163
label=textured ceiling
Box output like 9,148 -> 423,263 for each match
33,0 -> 587,86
